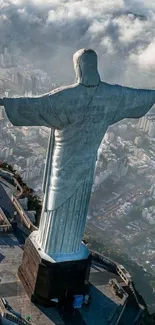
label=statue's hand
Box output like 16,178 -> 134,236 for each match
0,98 -> 4,106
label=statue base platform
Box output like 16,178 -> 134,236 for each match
18,232 -> 91,306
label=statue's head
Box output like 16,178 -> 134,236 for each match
73,48 -> 100,87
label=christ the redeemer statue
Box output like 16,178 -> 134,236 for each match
1,48 -> 155,260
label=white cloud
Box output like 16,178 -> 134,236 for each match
0,0 -> 155,87
139,42 -> 155,67
130,41 -> 155,73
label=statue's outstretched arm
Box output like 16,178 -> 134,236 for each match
2,94 -> 63,129
111,86 -> 155,125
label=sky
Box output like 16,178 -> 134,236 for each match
0,0 -> 155,87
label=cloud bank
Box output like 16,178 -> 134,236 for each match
0,0 -> 155,87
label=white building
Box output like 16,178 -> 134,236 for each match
104,132 -> 115,143
39,127 -> 49,139
94,170 -> 110,187
142,206 -> 155,225
148,122 -> 155,138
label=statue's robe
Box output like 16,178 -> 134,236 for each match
3,82 -> 155,255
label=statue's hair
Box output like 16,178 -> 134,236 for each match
73,48 -> 100,87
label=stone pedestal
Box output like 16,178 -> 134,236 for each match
18,232 -> 91,306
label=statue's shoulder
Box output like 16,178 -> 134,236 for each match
100,81 -> 123,95
103,82 -> 141,93
47,83 -> 78,100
